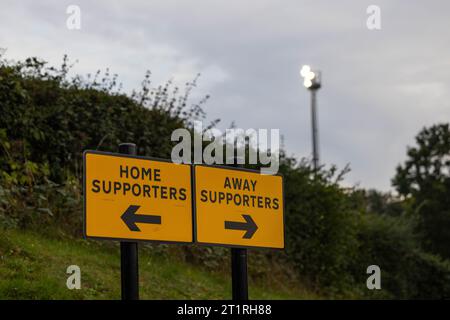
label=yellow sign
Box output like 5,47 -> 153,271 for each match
194,165 -> 284,249
83,151 -> 193,243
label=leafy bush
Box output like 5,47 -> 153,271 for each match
0,55 -> 210,183
351,213 -> 450,299
350,213 -> 417,298
406,250 -> 450,299
280,158 -> 359,293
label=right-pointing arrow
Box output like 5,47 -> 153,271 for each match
224,214 -> 258,239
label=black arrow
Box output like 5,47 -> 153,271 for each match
121,205 -> 161,232
224,214 -> 258,239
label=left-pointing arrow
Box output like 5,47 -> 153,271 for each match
121,205 -> 161,232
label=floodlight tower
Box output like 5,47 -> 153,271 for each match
300,65 -> 321,171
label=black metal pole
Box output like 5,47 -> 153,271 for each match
231,247 -> 248,300
119,143 -> 139,300
230,158 -> 249,300
310,88 -> 319,171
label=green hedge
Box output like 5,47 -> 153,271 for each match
0,56 -> 206,183
353,213 -> 450,299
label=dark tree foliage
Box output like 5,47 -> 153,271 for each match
393,123 -> 450,259
393,123 -> 450,196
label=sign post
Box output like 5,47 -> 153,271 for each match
230,162 -> 248,301
118,143 -> 139,300
193,164 -> 285,300
231,246 -> 248,300
84,148 -> 284,300
83,146 -> 193,299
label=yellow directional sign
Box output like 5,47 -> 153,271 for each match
83,151 -> 193,243
194,165 -> 284,249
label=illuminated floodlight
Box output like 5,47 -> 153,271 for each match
300,65 -> 321,90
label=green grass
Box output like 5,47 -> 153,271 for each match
0,229 -> 316,299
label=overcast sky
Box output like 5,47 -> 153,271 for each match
1,0 -> 449,191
